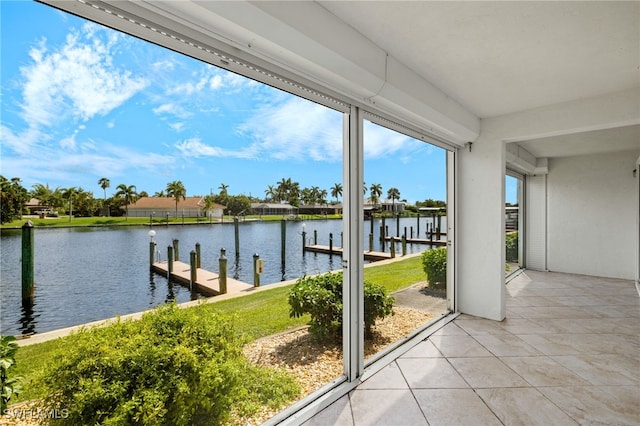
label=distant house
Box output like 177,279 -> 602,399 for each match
379,198 -> 406,213
250,202 -> 297,216
126,197 -> 225,219
364,198 -> 406,214
298,203 -> 342,215
25,198 -> 54,216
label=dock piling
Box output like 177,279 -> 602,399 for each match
390,239 -> 396,258
234,217 -> 240,257
329,233 -> 333,254
167,246 -> 174,276
302,228 -> 307,253
21,221 -> 34,305
313,229 -> 318,245
219,248 -> 227,294
189,250 -> 197,287
280,220 -> 286,263
369,233 -> 373,252
195,243 -> 201,269
253,253 -> 261,287
401,235 -> 407,256
172,239 -> 180,261
149,241 -> 156,266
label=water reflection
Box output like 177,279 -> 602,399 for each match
148,271 -> 156,300
19,301 -> 37,335
165,279 -> 176,303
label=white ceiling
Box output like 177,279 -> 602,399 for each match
518,124 -> 640,158
318,1 -> 640,159
318,1 -> 639,119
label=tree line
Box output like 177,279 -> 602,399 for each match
1,174 -> 444,223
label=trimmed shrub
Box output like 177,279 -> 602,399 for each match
38,304 -> 298,425
505,231 -> 519,263
288,272 -> 394,340
421,248 -> 447,289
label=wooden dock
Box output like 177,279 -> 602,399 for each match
304,245 -> 393,261
151,261 -> 253,296
384,236 -> 448,246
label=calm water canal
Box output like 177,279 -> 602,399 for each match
1,217 -> 443,336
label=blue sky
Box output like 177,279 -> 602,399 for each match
1,1 -> 499,205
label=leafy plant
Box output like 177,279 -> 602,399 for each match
1,335 -> 23,411
38,304 -> 298,425
288,272 -> 394,340
505,231 -> 519,263
421,248 -> 447,289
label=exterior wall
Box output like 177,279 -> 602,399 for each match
547,150 -> 638,280
457,132 -> 506,321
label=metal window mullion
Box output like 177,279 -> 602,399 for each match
342,106 -> 364,380
446,150 -> 457,312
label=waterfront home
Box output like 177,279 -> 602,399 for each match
126,196 -> 225,219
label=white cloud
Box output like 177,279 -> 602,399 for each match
59,132 -> 76,150
236,97 -> 343,162
169,122 -> 185,132
175,137 -> 254,159
1,136 -> 176,190
152,60 -> 175,72
363,122 -> 411,158
152,103 -> 191,119
209,74 -> 223,90
19,25 -> 147,127
0,125 -> 47,155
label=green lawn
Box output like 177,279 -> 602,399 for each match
11,254 -> 426,403
1,214 -> 342,229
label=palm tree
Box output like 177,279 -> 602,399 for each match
153,190 -> 165,197
166,180 -> 187,217
264,185 -> 277,202
31,183 -> 63,212
98,177 -> 110,216
330,183 -> 342,203
319,189 -> 328,206
218,183 -> 229,196
201,194 -> 216,222
62,187 -> 77,222
114,184 -> 138,220
387,187 -> 401,213
370,183 -> 382,208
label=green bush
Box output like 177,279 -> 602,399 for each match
38,304 -> 298,425
505,231 -> 519,263
421,248 -> 447,289
288,272 -> 394,340
1,335 -> 23,412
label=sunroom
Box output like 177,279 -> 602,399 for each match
39,1 -> 639,424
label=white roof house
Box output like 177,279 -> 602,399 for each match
41,1 -> 639,424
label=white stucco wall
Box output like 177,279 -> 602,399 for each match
547,150 -> 639,280
457,132 -> 506,321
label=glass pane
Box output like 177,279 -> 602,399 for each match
505,175 -> 523,275
362,119 -> 450,361
1,2 -> 344,423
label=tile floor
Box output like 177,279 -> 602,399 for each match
304,270 -> 639,425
